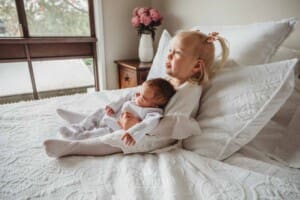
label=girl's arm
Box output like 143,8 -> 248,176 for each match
150,83 -> 202,139
126,112 -> 163,143
165,83 -> 202,118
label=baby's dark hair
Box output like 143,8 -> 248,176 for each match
145,78 -> 176,108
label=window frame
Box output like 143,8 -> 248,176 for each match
0,0 -> 99,100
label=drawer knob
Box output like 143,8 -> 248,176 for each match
124,74 -> 130,81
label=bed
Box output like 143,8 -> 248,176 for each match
1,90 -> 299,199
1,18 -> 300,199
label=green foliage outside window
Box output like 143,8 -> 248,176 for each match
0,0 -> 90,37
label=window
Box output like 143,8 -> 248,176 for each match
0,0 -> 99,102
24,0 -> 91,36
0,62 -> 34,103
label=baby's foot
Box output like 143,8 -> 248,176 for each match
43,139 -> 76,157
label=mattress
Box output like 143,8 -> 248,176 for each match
1,90 -> 299,199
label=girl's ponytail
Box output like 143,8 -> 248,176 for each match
215,35 -> 230,70
208,33 -> 229,74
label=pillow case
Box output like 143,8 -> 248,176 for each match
182,59 -> 298,160
272,107 -> 300,168
147,18 -> 297,80
269,46 -> 300,126
244,47 -> 300,168
192,18 -> 297,66
147,29 -> 171,80
271,46 -> 300,63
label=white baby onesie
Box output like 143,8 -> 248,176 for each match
103,99 -> 163,142
59,89 -> 163,143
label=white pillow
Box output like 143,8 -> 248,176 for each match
147,29 -> 171,80
192,18 -> 297,66
244,47 -> 300,168
272,107 -> 300,168
270,46 -> 300,127
182,59 -> 298,160
271,46 -> 300,63
147,18 -> 297,80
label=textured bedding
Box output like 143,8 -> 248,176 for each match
1,90 -> 300,199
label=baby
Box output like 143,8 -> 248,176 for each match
58,78 -> 176,145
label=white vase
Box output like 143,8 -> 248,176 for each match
138,33 -> 154,62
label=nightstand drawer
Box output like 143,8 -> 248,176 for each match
138,70 -> 149,85
119,68 -> 137,88
115,59 -> 151,89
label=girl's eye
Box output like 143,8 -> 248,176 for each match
169,49 -> 181,56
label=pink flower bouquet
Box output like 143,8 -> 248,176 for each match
131,7 -> 163,40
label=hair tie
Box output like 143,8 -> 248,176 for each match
207,32 -> 219,43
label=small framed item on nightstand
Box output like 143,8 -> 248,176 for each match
115,59 -> 151,89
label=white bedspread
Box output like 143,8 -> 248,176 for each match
0,90 -> 299,199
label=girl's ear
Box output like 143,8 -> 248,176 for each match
193,59 -> 205,73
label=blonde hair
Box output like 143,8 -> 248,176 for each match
175,30 -> 229,85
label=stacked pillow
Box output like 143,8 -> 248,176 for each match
147,29 -> 171,80
148,18 -> 297,79
244,47 -> 300,168
147,18 -> 299,161
183,59 -> 297,160
191,18 -> 297,66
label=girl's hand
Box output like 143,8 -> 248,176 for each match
121,133 -> 136,146
105,106 -> 115,116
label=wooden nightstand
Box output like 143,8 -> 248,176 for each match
115,59 -> 152,88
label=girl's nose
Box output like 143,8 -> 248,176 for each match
167,50 -> 173,60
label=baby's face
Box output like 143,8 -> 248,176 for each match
135,83 -> 160,108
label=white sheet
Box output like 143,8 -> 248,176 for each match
0,91 -> 299,199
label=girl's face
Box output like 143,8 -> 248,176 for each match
165,36 -> 202,83
134,83 -> 161,107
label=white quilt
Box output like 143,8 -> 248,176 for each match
0,90 -> 299,199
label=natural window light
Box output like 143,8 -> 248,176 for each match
24,0 -> 91,36
0,0 -> 98,103
0,0 -> 21,37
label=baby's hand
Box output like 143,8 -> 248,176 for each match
117,112 -> 140,130
105,106 -> 115,116
121,133 -> 136,146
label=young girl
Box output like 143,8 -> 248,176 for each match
44,30 -> 229,157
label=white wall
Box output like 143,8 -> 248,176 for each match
151,0 -> 300,49
101,0 -> 151,89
